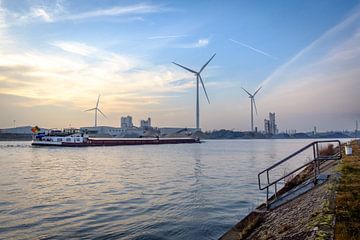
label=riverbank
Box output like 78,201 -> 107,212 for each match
334,141 -> 360,239
220,140 -> 360,240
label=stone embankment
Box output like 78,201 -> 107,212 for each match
220,140 -> 360,240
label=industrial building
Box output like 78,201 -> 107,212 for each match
120,116 -> 133,129
264,112 -> 278,135
140,118 -> 151,129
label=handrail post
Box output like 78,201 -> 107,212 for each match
316,142 -> 319,159
266,187 -> 269,208
313,159 -> 317,183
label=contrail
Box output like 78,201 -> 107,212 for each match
259,6 -> 360,88
148,34 -> 187,40
229,38 -> 277,60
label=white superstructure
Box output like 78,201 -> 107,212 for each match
32,129 -> 88,146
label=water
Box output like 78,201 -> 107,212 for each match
0,139 -> 333,239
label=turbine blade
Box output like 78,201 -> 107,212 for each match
98,108 -> 107,118
172,62 -> 197,74
253,86 -> 262,96
199,53 -> 216,74
253,98 -> 258,116
241,87 -> 252,97
96,94 -> 101,108
84,108 -> 96,112
199,75 -> 210,104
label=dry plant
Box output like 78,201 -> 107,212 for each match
319,144 -> 336,157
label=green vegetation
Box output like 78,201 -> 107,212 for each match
335,141 -> 360,240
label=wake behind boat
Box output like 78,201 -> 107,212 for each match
31,128 -> 200,147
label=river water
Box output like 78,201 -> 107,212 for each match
0,139 -> 336,239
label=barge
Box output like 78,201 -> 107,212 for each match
31,129 -> 200,147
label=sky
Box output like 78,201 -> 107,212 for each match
0,0 -> 359,132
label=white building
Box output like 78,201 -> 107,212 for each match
140,117 -> 151,129
121,116 -> 133,129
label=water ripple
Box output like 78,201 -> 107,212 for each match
0,139 -> 320,239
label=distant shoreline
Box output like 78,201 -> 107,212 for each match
0,132 -> 354,141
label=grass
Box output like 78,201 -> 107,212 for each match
335,140 -> 360,240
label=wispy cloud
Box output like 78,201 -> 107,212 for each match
148,34 -> 187,40
30,7 -> 53,22
51,41 -> 97,56
0,43 -> 192,112
0,2 -> 192,123
229,38 -> 277,60
65,3 -> 163,21
179,38 -> 210,48
260,7 -> 360,87
2,2 -> 165,24
257,8 -> 360,130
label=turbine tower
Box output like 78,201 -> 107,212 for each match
172,53 -> 216,131
85,95 -> 107,127
242,86 -> 262,132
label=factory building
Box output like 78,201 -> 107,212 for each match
121,116 -> 133,129
140,118 -> 151,129
264,112 -> 278,135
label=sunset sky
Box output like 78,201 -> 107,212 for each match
0,0 -> 359,132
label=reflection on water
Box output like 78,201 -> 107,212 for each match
0,139 -> 338,239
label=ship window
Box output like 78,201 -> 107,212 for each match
57,138 -> 62,142
66,138 -> 71,142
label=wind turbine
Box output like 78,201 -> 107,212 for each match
172,53 -> 216,130
242,86 -> 262,132
85,95 -> 107,127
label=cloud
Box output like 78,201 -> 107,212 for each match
66,3 -> 162,20
1,2 -> 165,24
178,38 -> 210,48
0,42 -> 193,113
229,38 -> 277,60
51,41 -> 97,56
0,3 -> 191,117
30,7 -> 53,22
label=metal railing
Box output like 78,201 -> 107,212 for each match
258,140 -> 342,207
